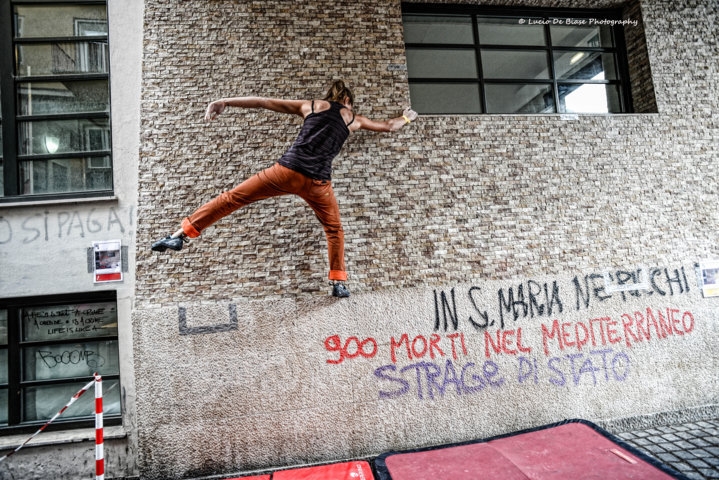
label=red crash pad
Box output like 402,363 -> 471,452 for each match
225,476 -> 270,480
273,460 -> 374,479
225,475 -> 272,480
376,421 -> 683,480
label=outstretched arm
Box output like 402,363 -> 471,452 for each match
204,97 -> 309,121
353,107 -> 419,133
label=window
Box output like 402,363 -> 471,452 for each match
0,80 -> 4,198
0,291 -> 121,434
0,1 -> 112,201
402,5 -> 633,114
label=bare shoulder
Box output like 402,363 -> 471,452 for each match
312,99 -> 332,113
257,98 -> 311,116
347,113 -> 366,132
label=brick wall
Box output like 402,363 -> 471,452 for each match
136,0 -> 716,304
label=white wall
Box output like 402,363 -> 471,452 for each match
0,0 -> 143,478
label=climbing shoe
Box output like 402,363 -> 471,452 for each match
151,235 -> 188,252
331,282 -> 351,298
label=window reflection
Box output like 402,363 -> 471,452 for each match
550,24 -> 614,48
18,81 -> 110,115
16,43 -> 109,76
1,82 -> 3,197
20,157 -> 112,195
0,309 -> 7,344
409,83 -> 482,114
403,14 -> 474,44
481,50 -> 550,79
478,17 -> 546,46
554,52 -> 617,80
0,391 -> 7,425
7,3 -> 111,198
485,84 -> 554,114
19,119 -> 110,155
14,5 -> 107,38
406,49 -> 478,79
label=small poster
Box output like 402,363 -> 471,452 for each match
93,240 -> 122,283
699,260 -> 719,298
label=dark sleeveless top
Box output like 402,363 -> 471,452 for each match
278,101 -> 354,181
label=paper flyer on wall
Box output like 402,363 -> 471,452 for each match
698,260 -> 719,298
93,239 -> 123,283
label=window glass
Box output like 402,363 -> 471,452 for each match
550,24 -> 614,47
14,5 -> 107,38
403,14 -> 474,44
16,43 -> 109,76
23,379 -> 121,422
0,309 -> 7,344
0,350 -> 6,385
5,2 -> 111,199
409,83 -> 481,114
403,7 -> 629,115
18,81 -> 110,115
481,50 -> 550,79
20,157 -> 112,195
23,340 -> 119,381
554,52 -> 617,80
1,294 -> 119,430
485,84 -> 555,114
18,118 -> 110,156
0,82 -> 3,198
0,390 -> 7,425
21,301 -> 118,342
406,48 -> 478,79
0,309 -> 7,389
478,17 -> 546,45
559,83 -> 622,113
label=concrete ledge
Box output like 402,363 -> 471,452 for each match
0,425 -> 127,450
599,405 -> 719,433
0,195 -> 118,209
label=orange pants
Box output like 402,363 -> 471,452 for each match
182,163 -> 347,281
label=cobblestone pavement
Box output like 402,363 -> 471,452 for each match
614,419 -> 719,479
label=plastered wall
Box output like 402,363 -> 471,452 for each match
134,265 -> 717,478
133,0 -> 718,478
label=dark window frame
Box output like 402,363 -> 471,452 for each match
0,0 -> 113,203
402,4 -> 634,115
0,290 -> 121,435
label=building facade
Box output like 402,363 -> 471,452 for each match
0,0 -> 141,478
1,0 -> 718,478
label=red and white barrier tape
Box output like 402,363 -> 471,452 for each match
95,374 -> 104,480
0,373 -> 105,480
